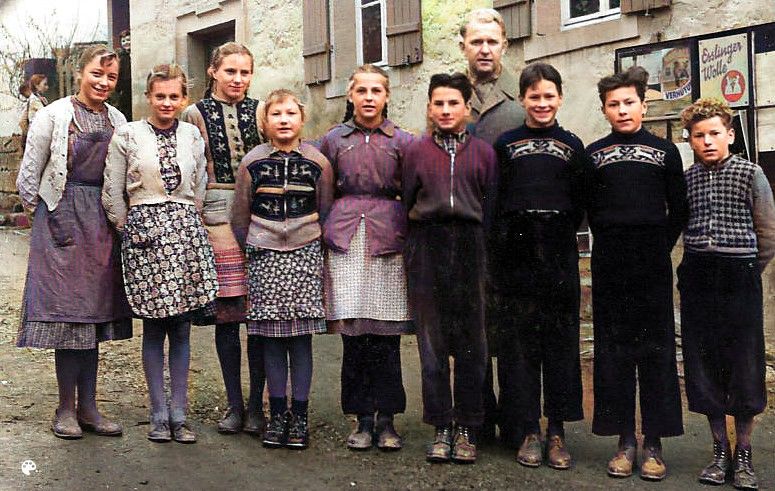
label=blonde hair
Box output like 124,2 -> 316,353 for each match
145,63 -> 189,97
680,97 -> 733,131
460,8 -> 507,40
206,42 -> 254,96
347,64 -> 390,95
261,89 -> 306,133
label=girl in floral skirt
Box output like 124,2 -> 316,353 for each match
232,89 -> 334,449
103,64 -> 218,443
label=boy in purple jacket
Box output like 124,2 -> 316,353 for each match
402,73 -> 498,464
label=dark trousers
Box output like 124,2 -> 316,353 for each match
591,228 -> 683,438
340,334 -> 406,415
678,252 -> 766,417
405,221 -> 488,427
492,213 -> 583,437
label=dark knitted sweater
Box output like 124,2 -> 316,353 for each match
586,128 -> 688,246
494,122 -> 588,229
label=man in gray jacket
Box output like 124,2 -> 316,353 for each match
459,8 -> 526,445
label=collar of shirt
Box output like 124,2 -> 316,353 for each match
341,118 -> 395,138
433,129 -> 468,155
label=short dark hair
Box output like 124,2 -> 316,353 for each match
428,72 -> 472,103
597,66 -> 649,105
519,62 -> 563,97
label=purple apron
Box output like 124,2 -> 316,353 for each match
24,124 -> 132,323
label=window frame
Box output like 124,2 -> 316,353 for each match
561,0 -> 621,30
355,0 -> 388,66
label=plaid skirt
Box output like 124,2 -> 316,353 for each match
16,318 -> 133,349
246,241 -> 325,337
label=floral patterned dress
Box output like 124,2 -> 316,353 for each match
121,121 -> 218,319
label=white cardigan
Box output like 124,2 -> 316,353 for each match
16,96 -> 127,211
102,120 -> 207,230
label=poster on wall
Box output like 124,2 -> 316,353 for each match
698,33 -> 749,107
617,43 -> 693,117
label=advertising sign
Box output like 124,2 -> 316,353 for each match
698,33 -> 749,107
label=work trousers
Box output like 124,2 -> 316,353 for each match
591,228 -> 683,438
405,221 -> 488,427
492,213 -> 584,438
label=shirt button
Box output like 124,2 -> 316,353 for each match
361,213 -> 365,218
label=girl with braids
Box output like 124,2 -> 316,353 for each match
103,64 -> 218,443
319,64 -> 414,451
181,42 -> 266,435
231,89 -> 334,449
16,45 -> 132,440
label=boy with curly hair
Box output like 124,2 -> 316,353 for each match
679,98 -> 775,490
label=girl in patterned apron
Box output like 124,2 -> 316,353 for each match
16,45 -> 132,440
180,42 -> 266,435
231,89 -> 334,449
103,64 -> 218,443
319,65 -> 414,451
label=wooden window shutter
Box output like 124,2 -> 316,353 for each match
493,0 -> 530,40
620,0 -> 671,14
386,0 -> 422,67
303,0 -> 331,85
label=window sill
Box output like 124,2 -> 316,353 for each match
525,13 -> 639,61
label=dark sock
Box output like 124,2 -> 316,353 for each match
708,415 -> 729,445
547,419 -> 564,438
54,349 -> 81,414
288,335 -> 313,402
215,323 -> 243,413
734,416 -> 754,449
246,335 -> 265,414
358,414 -> 375,432
619,432 -> 637,448
291,398 -> 308,416
269,396 -> 287,416
264,338 -> 289,398
523,420 -> 540,436
142,320 -> 169,423
643,435 -> 661,450
167,319 -> 191,424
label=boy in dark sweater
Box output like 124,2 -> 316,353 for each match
403,73 -> 498,464
492,62 -> 586,470
678,98 -> 775,490
587,66 -> 688,481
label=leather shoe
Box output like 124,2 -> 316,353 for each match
172,421 -> 197,444
217,407 -> 243,434
517,433 -> 542,467
52,410 -> 82,440
426,425 -> 453,463
78,416 -> 122,437
147,421 -> 171,442
698,440 -> 731,485
546,434 -> 572,470
347,417 -> 374,450
242,410 -> 265,435
607,445 -> 636,478
640,446 -> 667,481
376,422 -> 403,451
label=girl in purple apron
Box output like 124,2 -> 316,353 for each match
16,45 -> 132,440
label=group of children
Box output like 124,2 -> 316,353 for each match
15,36 -> 773,490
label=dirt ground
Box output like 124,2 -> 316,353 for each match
0,228 -> 773,490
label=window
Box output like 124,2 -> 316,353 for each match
356,0 -> 387,65
562,0 -> 620,28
